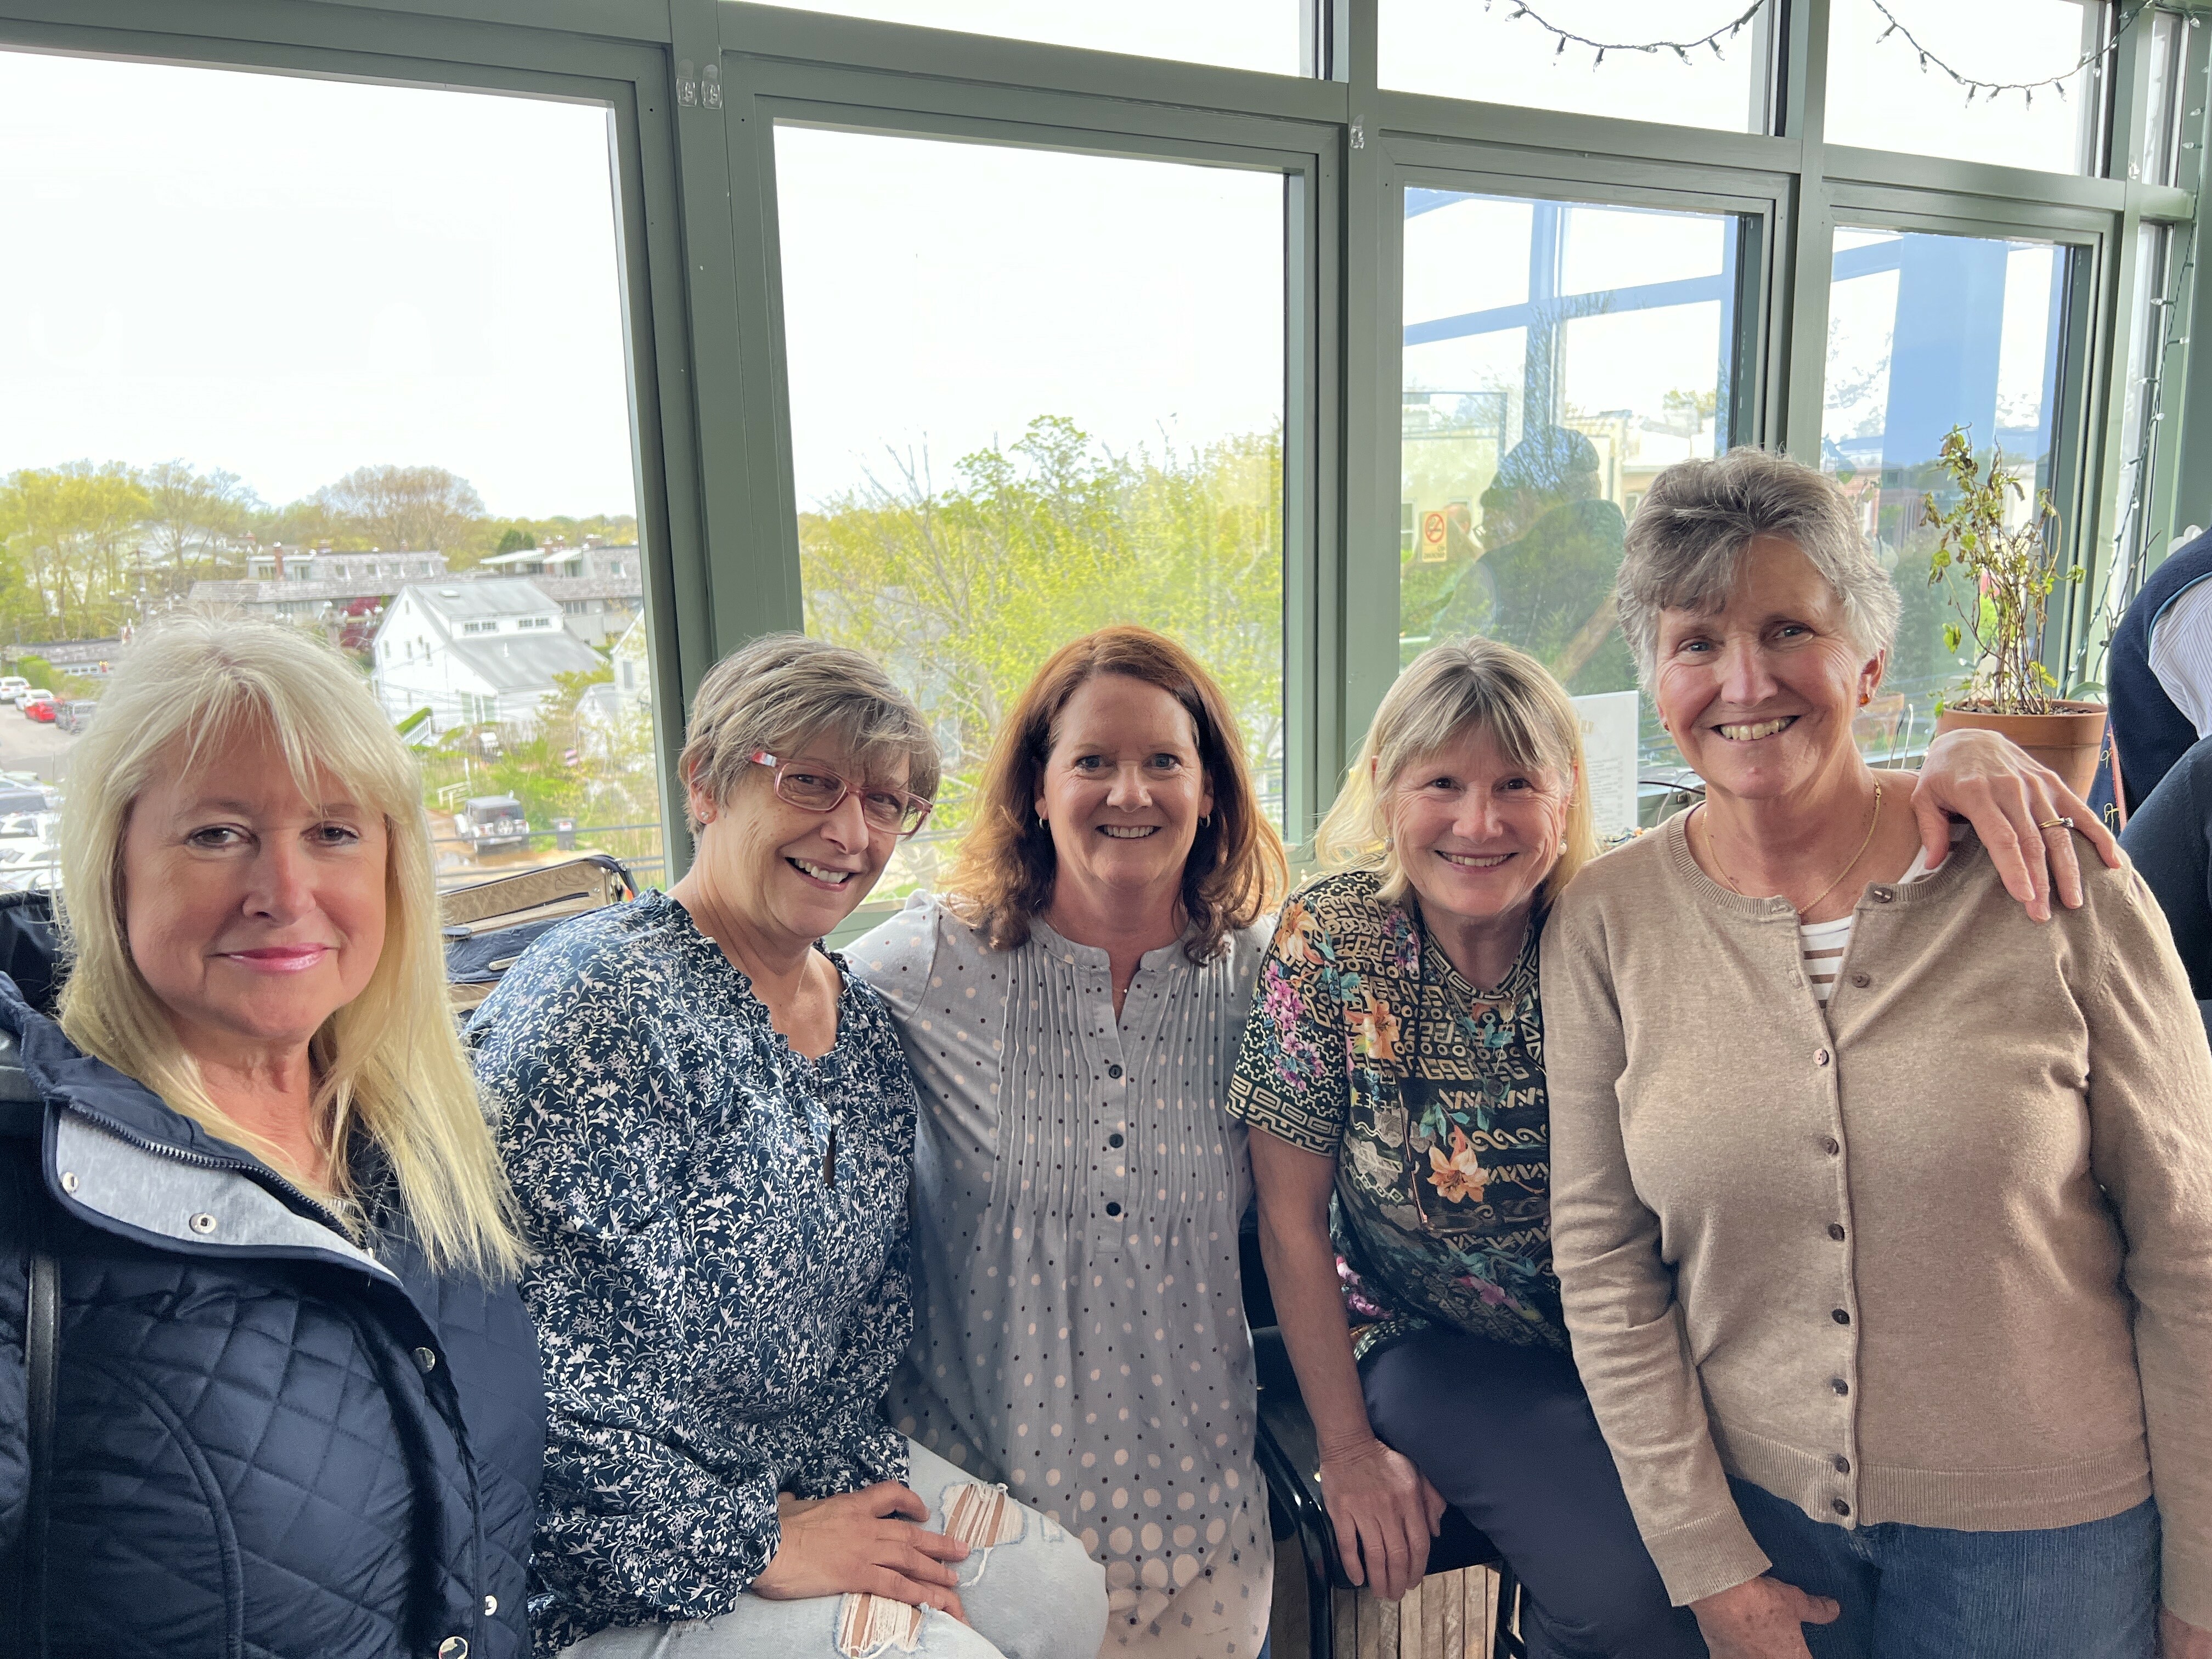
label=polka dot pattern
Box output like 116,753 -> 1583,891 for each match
854,894 -> 1274,1659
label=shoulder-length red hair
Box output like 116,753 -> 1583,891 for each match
942,625 -> 1287,962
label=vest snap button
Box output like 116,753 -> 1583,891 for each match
438,1640 -> 469,1659
60,1171 -> 78,1193
188,1212 -> 218,1234
414,1346 -> 438,1372
483,1594 -> 499,1616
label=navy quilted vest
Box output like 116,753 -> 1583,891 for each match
2110,529 -> 2212,814
0,981 -> 544,1659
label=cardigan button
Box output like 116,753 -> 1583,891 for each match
1831,1378 -> 1849,1395
1831,1308 -> 1851,1325
1851,973 -> 1871,989
1814,1048 -> 1831,1067
1833,1455 -> 1852,1474
1871,888 -> 1894,904
1828,1223 -> 1846,1241
1821,1137 -> 1841,1156
1832,1498 -> 1852,1517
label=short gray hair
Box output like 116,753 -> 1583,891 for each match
1616,447 -> 1901,685
679,633 -> 939,827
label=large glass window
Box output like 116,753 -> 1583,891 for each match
0,49 -> 664,892
1400,188 -> 1745,832
1826,0 -> 2101,173
775,127 -> 1286,904
764,1 -> 1304,76
1821,226 -> 2070,757
1380,0 -> 1770,132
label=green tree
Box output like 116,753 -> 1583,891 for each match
140,460 -> 262,594
312,464 -> 486,559
800,416 -> 1284,870
0,462 -> 151,639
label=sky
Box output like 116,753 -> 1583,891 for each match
0,49 -> 637,520
774,128 -> 1285,510
0,6 -> 2104,522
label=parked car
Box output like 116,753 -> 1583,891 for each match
24,697 -> 58,724
18,690 -> 53,718
453,794 -> 530,855
0,677 -> 28,706
55,700 -> 97,734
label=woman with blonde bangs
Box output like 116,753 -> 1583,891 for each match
1229,633 -> 2126,1659
0,611 -> 543,1658
851,624 -> 1288,1659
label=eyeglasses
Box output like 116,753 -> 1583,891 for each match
750,752 -> 934,838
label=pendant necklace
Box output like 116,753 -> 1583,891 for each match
1699,780 -> 1883,917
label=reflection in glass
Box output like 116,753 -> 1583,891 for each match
1826,0 -> 2099,174
1821,227 -> 2069,758
769,0 -> 1302,75
775,127 -> 1286,908
1401,189 -> 1742,828
1380,0 -> 1769,132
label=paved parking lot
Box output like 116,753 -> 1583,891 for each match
0,706 -> 78,786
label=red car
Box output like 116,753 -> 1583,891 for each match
25,698 -> 57,724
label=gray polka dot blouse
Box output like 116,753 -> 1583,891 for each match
852,894 -> 1274,1659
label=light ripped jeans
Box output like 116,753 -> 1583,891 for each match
563,1440 -> 1109,1659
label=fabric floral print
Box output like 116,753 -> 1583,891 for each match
1226,870 -> 1566,1358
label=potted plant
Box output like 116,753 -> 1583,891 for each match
1922,425 -> 2106,794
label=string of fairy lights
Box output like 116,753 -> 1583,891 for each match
1483,0 -> 2177,108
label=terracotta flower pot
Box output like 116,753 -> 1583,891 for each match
1931,701 -> 2109,798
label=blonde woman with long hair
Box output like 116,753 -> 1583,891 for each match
0,611 -> 541,1659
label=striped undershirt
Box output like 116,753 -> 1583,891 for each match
1798,823 -> 1964,1005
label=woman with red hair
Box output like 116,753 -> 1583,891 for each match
851,625 -> 1289,1659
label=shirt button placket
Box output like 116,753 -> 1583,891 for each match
1816,1042 -> 1859,1518
1093,965 -> 1132,1235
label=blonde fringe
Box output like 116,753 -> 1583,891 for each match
54,610 -> 524,1280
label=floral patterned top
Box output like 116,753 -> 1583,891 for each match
1225,870 -> 1565,1359
470,891 -> 917,1655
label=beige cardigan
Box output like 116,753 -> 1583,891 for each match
1541,816 -> 2212,1625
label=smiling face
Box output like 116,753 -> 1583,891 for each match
690,743 -> 904,949
1653,534 -> 1884,803
121,722 -> 389,1063
1388,723 -> 1572,930
1035,673 -> 1214,915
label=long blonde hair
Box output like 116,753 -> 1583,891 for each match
1313,636 -> 1598,909
55,611 -> 524,1278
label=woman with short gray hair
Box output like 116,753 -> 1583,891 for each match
1544,448 -> 2212,1658
474,633 -> 1106,1659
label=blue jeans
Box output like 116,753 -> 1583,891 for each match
1730,1478 -> 2160,1659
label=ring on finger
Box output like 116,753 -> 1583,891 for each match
2038,816 -> 2074,831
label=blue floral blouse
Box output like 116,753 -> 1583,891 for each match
470,891 -> 917,1654
1224,870 -> 1566,1359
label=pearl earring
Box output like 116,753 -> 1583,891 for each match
1558,837 -> 1567,855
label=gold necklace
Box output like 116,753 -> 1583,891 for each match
1699,780 -> 1883,917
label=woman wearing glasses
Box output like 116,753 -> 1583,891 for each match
472,634 -> 1105,1659
850,626 -> 1289,1659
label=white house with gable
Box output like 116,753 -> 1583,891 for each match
371,578 -> 600,736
